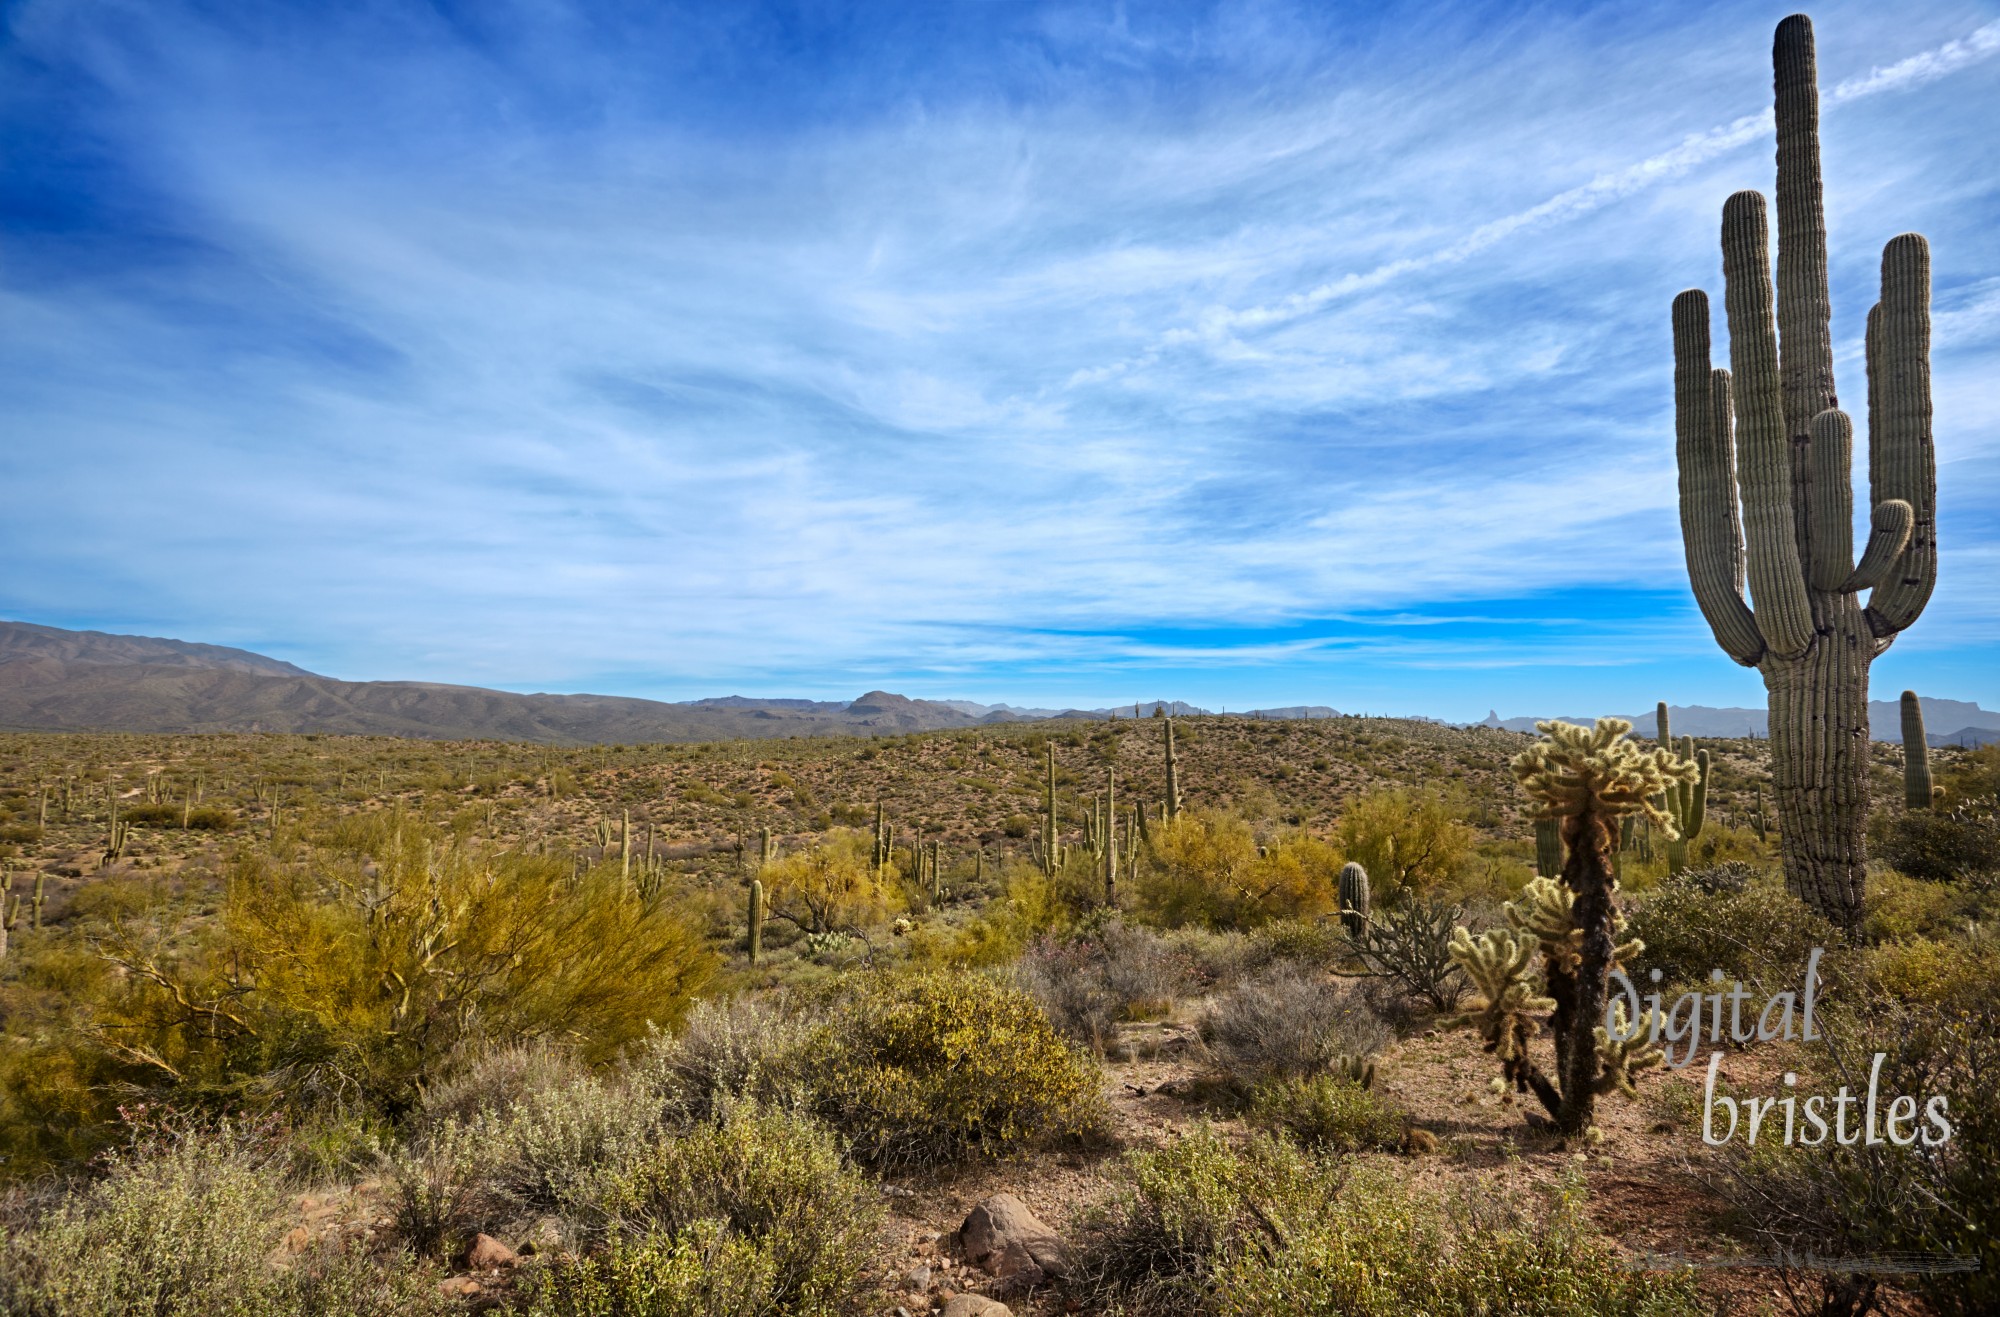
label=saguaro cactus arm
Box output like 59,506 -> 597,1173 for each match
1674,300 -> 1764,666
1862,234 -> 1937,637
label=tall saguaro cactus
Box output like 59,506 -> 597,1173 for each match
1901,690 -> 1933,810
1672,14 -> 1935,928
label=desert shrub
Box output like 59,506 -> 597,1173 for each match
1347,893 -> 1468,1010
1333,789 -> 1473,904
0,1125 -> 451,1317
118,803 -> 181,826
81,813 -> 716,1117
1702,995 -> 2000,1317
1218,1167 -> 1702,1317
1246,1074 -> 1405,1152
757,829 -> 901,935
1626,873 -> 1837,989
810,970 -> 1103,1169
1245,917 -> 1347,970
1863,937 -> 2000,1008
1198,966 -> 1389,1085
184,806 -> 238,831
1015,921 -> 1196,1054
472,1073 -> 657,1225
518,1221 -> 782,1317
634,997 -> 824,1123
552,1099 -> 877,1311
1158,925 -> 1258,989
1860,870 -> 1981,944
386,1116 -> 494,1259
1670,860 -> 1757,895
1072,1126 -> 1698,1317
421,1039 -> 590,1127
1139,812 -> 1345,930
1880,795 -> 2000,887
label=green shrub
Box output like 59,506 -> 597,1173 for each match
1880,795 -> 2000,887
1072,1125 -> 1701,1317
79,813 -> 716,1117
1014,921 -> 1196,1054
0,1126 -> 451,1317
634,997 -> 824,1124
1625,874 -> 1837,989
1247,1074 -> 1405,1152
558,1100 -> 878,1311
519,1222 -> 782,1317
1333,789 -> 1473,904
811,970 -> 1104,1169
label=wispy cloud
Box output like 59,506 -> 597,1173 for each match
1,0 -> 1994,718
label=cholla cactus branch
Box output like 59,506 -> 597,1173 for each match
1511,719 -> 1699,837
1594,1003 -> 1666,1099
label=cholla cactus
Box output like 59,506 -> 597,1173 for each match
1513,718 -> 1698,841
1506,876 -> 1584,973
1451,927 -> 1554,1064
1594,1002 -> 1666,1099
1449,719 -> 1693,1134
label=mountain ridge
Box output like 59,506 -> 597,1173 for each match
4,621 -> 1994,746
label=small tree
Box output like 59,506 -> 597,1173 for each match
759,829 -> 902,936
1333,789 -> 1472,904
1450,719 -> 1692,1134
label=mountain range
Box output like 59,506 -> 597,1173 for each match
1477,703 -> 2000,749
0,622 -> 1336,743
2,621 -> 1993,747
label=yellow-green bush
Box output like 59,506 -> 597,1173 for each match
1,813 -> 716,1162
811,969 -> 1104,1169
1332,789 -> 1472,905
756,828 -> 901,934
561,1100 -> 878,1310
1073,1125 -> 1701,1317
1138,811 -> 1345,930
1247,1075 -> 1406,1152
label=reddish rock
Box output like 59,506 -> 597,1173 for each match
463,1233 -> 518,1270
956,1193 -> 1065,1287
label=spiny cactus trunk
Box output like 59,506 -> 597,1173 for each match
1767,620 -> 1872,922
1556,809 -> 1617,1135
1673,16 -> 1934,931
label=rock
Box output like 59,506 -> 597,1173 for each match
438,1277 -> 482,1297
956,1193 -> 1065,1286
517,1216 -> 563,1255
463,1233 -> 518,1270
941,1298 -> 1012,1317
900,1264 -> 933,1291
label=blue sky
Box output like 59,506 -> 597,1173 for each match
3,0 -> 1996,722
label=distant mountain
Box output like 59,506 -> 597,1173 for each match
0,622 -> 983,743
1475,699 -> 2000,744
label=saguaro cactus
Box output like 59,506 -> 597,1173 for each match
1901,691 -> 1933,810
1662,738 -> 1710,874
747,878 -> 764,964
1673,14 -> 1935,928
1339,861 -> 1370,936
1535,818 -> 1563,879
1041,741 -> 1060,877
1163,717 -> 1182,819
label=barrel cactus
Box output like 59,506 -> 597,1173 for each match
1673,14 -> 1936,928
